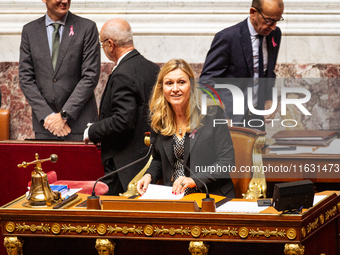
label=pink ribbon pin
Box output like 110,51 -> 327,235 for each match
69,26 -> 74,36
189,129 -> 197,139
272,37 -> 277,47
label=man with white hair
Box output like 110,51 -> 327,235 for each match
84,18 -> 159,195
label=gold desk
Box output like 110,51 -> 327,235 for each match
1,192 -> 339,255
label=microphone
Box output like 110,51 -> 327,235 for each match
184,165 -> 216,212
87,137 -> 154,210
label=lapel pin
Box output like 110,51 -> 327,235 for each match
271,37 -> 277,47
69,26 -> 74,36
189,129 -> 197,139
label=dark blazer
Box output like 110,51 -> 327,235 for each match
200,19 -> 281,121
19,12 -> 100,134
146,106 -> 236,197
89,49 -> 160,188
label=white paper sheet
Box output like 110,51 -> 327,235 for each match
138,184 -> 184,200
313,139 -> 340,154
313,195 -> 327,206
216,201 -> 268,213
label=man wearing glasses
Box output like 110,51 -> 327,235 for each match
83,19 -> 159,195
200,0 -> 284,130
19,0 -> 100,140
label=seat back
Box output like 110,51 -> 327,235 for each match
229,126 -> 266,198
0,109 -> 10,140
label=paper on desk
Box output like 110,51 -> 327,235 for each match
313,195 -> 327,206
25,188 -> 82,199
270,146 -> 314,154
139,184 -> 184,200
216,201 -> 268,213
61,188 -> 82,199
313,139 -> 340,154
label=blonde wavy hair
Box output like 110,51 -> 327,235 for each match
149,59 -> 204,136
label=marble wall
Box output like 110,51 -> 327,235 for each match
0,0 -> 340,140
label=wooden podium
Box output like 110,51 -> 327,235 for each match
1,192 -> 340,255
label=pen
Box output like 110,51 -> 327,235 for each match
53,194 -> 78,209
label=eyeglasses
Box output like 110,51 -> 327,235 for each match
254,7 -> 284,26
99,39 -> 109,48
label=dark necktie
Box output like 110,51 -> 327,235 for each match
52,23 -> 61,70
258,34 -> 264,78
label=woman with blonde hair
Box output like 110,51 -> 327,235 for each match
137,59 -> 235,197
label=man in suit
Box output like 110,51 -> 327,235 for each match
200,0 -> 284,130
84,18 -> 160,195
19,0 -> 100,141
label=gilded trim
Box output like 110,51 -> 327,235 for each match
191,226 -> 201,238
16,223 -> 50,233
5,221 -> 293,240
62,224 -> 96,234
51,223 -> 61,235
5,222 -> 15,233
248,228 -> 286,238
107,225 -> 143,235
97,224 -> 107,235
287,228 -> 297,240
144,225 -> 154,236
154,226 -> 190,236
202,227 -> 238,237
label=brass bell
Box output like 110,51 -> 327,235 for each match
18,153 -> 60,207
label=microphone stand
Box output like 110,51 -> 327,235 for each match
184,165 -> 216,212
87,144 -> 153,210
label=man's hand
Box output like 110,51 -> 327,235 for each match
264,100 -> 277,123
54,123 -> 71,137
44,112 -> 70,136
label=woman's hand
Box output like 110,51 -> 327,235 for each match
137,174 -> 152,196
172,176 -> 196,195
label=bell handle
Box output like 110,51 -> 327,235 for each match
18,154 -> 58,168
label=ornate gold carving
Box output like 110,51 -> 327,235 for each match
243,134 -> 267,199
319,214 -> 325,225
5,222 -> 15,233
301,227 -> 306,238
16,223 -> 50,233
97,224 -> 107,235
249,228 -> 286,238
202,227 -> 238,237
188,241 -> 209,255
144,225 -> 154,237
107,225 -> 143,235
191,226 -> 201,238
61,224 -> 96,234
284,244 -> 305,255
287,228 -> 297,240
4,237 -> 24,255
325,206 -> 337,221
95,239 -> 116,255
154,226 -> 190,236
239,227 -> 249,238
306,218 -> 319,234
337,202 -> 340,212
51,223 -> 61,235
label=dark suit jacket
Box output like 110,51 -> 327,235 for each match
19,12 -> 100,134
146,106 -> 236,197
89,49 -> 160,188
200,19 -> 281,121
